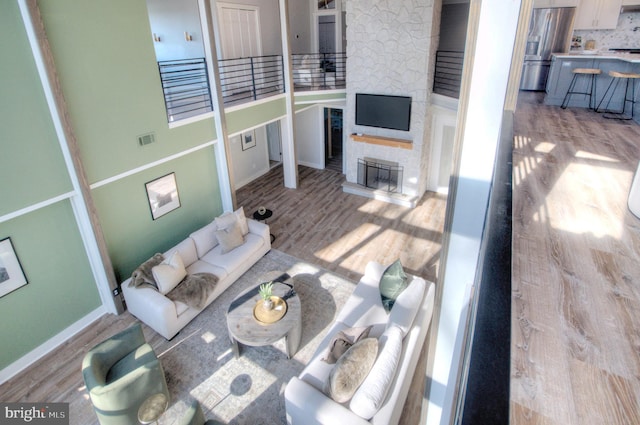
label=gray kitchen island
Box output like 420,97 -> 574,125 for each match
544,52 -> 640,123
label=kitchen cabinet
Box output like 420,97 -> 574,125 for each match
574,0 -> 622,29
533,0 -> 578,7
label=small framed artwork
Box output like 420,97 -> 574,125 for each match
0,237 -> 28,298
241,130 -> 256,151
145,172 -> 181,220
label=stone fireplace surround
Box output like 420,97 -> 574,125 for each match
343,0 -> 441,201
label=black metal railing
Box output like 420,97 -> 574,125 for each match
291,52 -> 346,91
433,50 -> 464,99
218,55 -> 284,106
158,58 -> 213,122
158,53 -> 347,120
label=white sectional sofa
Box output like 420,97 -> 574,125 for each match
284,261 -> 435,425
122,209 -> 271,339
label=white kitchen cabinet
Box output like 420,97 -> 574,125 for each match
574,0 -> 622,29
534,0 -> 578,7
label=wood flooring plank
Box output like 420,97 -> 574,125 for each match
512,92 -> 640,425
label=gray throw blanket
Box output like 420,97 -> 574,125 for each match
129,253 -> 164,289
166,273 -> 219,310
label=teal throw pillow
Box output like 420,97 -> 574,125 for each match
379,260 -> 408,313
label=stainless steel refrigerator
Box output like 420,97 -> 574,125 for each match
520,7 -> 576,91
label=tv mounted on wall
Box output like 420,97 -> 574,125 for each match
355,93 -> 412,131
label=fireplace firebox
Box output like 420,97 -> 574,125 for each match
357,158 -> 403,193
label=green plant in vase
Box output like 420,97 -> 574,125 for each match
259,281 -> 274,310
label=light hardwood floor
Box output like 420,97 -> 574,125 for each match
511,92 -> 640,424
0,165 -> 447,424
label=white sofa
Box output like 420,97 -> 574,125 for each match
122,210 -> 271,339
284,261 -> 435,425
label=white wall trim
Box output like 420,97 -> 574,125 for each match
167,111 -> 215,129
0,191 -> 76,225
89,140 -> 217,190
0,306 -> 107,385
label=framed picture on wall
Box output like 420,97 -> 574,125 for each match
0,237 -> 28,298
145,172 -> 181,220
241,130 -> 256,151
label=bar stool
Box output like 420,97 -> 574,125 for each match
561,68 -> 601,110
596,70 -> 640,120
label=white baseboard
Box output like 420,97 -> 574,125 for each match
298,160 -> 324,170
0,306 -> 107,385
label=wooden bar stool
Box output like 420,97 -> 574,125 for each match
596,70 -> 640,119
561,68 -> 601,110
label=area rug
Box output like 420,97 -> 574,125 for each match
152,249 -> 357,424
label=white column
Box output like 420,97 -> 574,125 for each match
279,0 -> 299,189
425,0 -> 522,424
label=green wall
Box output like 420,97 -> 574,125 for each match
38,0 -> 217,184
0,1 -> 102,370
38,0 -> 224,278
0,1 -> 72,217
226,98 -> 287,134
93,148 -> 222,281
0,201 -> 101,369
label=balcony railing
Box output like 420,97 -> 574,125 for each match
158,58 -> 213,122
218,55 -> 284,106
158,53 -> 347,120
433,50 -> 464,99
291,52 -> 346,91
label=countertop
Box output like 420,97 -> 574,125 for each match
552,51 -> 640,63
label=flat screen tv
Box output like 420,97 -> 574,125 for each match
355,93 -> 411,131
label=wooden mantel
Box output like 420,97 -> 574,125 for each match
351,133 -> 413,150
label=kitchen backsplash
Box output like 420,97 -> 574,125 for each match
573,12 -> 640,51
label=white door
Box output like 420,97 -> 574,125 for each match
267,121 -> 282,163
215,3 -> 262,95
216,3 -> 262,59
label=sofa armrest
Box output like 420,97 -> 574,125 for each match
122,283 -> 178,339
247,218 -> 271,246
284,377 -> 370,425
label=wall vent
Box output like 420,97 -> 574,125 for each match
137,132 -> 156,146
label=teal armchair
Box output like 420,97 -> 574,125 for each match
82,323 -> 169,424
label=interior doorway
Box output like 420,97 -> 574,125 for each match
266,121 -> 282,168
324,108 -> 343,173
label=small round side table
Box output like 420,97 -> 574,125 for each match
253,208 -> 276,243
138,393 -> 168,424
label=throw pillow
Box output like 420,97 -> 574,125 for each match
129,253 -> 164,289
234,207 -> 249,236
152,251 -> 187,294
387,278 -> 426,336
325,338 -> 378,403
350,326 -> 404,419
322,325 -> 373,364
379,260 -> 408,313
189,221 -> 218,258
215,221 -> 244,254
215,211 -> 237,230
